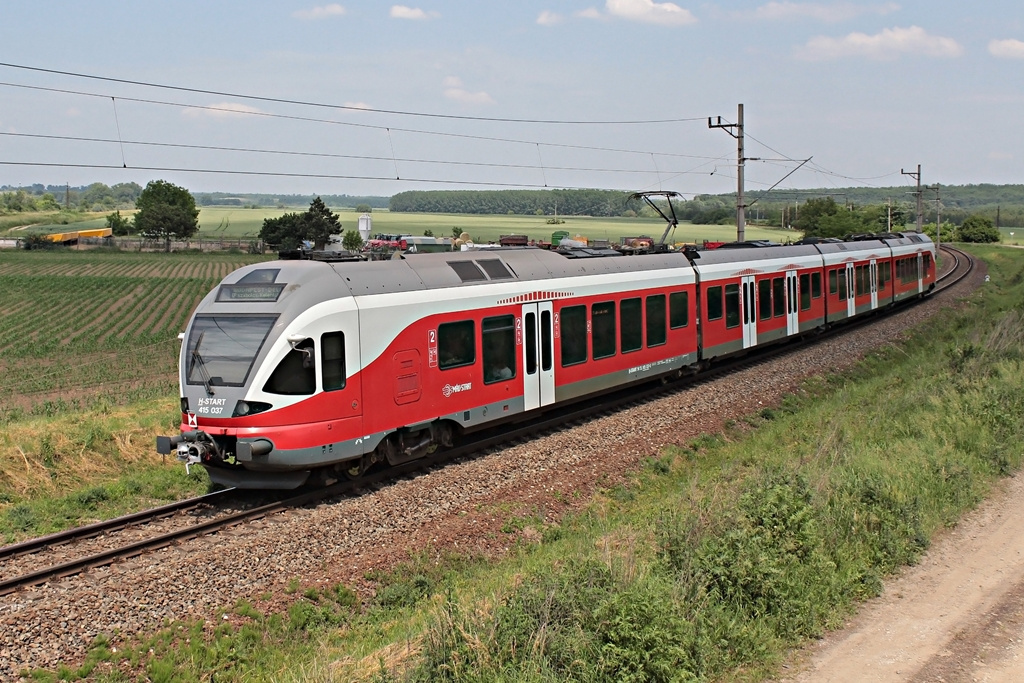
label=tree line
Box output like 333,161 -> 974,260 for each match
389,189 -> 637,217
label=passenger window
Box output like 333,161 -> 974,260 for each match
646,294 -> 667,347
264,338 -> 315,395
322,332 -> 345,391
838,269 -> 847,301
438,320 -> 475,370
800,274 -> 811,311
592,301 -> 616,359
706,286 -> 723,322
758,279 -> 772,321
560,305 -> 587,366
811,272 -> 822,299
772,278 -> 785,317
829,269 -> 838,295
724,284 -> 740,328
621,298 -> 642,353
669,291 -> 689,329
482,315 -> 516,384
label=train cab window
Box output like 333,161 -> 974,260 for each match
800,274 -> 812,311
669,291 -> 689,329
592,301 -> 617,359
438,320 -> 476,370
837,269 -> 847,301
620,298 -> 642,353
264,338 -> 316,395
706,286 -> 723,322
321,332 -> 346,391
482,315 -> 516,383
758,280 -> 772,321
560,305 -> 587,367
646,294 -> 667,347
724,284 -> 740,328
812,272 -> 822,299
772,278 -> 785,317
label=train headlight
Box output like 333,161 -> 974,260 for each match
232,400 -> 272,417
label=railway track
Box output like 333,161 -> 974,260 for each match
0,245 -> 973,597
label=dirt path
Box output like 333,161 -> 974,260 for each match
780,470 -> 1024,682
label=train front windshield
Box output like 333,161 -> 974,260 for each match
186,315 -> 278,388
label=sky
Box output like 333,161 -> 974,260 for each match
1,1 -> 1022,200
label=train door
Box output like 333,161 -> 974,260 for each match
742,275 -> 757,348
917,253 -> 925,294
521,302 -> 555,412
845,263 -> 856,317
870,260 -> 879,309
786,270 -> 799,336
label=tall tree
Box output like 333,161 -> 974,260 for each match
259,196 -> 341,251
134,180 -> 200,251
304,197 -> 342,250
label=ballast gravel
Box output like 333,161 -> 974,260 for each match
0,261 -> 982,679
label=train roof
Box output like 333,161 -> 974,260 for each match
326,247 -> 694,295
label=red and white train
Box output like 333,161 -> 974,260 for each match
157,232 -> 936,488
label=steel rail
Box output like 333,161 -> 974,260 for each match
0,488 -> 238,562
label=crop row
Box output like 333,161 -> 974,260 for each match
0,250 -> 272,415
0,250 -> 266,280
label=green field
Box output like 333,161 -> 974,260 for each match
0,206 -> 801,246
0,250 -> 270,420
194,206 -> 793,246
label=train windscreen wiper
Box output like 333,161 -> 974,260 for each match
189,331 -> 215,396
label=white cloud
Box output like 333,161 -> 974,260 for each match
182,102 -> 264,119
537,10 -> 563,26
390,6 -> 439,20
797,25 -> 963,60
65,107 -> 81,118
442,77 -> 494,105
748,2 -> 900,23
576,7 -> 605,20
291,4 -> 346,20
989,38 -> 1024,59
989,151 -> 1013,161
579,0 -> 696,26
344,101 -> 372,110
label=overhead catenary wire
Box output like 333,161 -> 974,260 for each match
0,81 -> 723,163
0,61 -> 710,126
0,131 -> 732,179
0,60 -> 907,198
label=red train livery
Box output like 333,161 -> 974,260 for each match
157,233 -> 936,488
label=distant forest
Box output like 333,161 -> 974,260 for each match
388,185 -> 1024,228
3,182 -> 1024,227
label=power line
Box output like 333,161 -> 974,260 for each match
0,131 -> 726,177
0,81 -> 723,162
0,160 -> 676,191
0,61 -> 708,126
